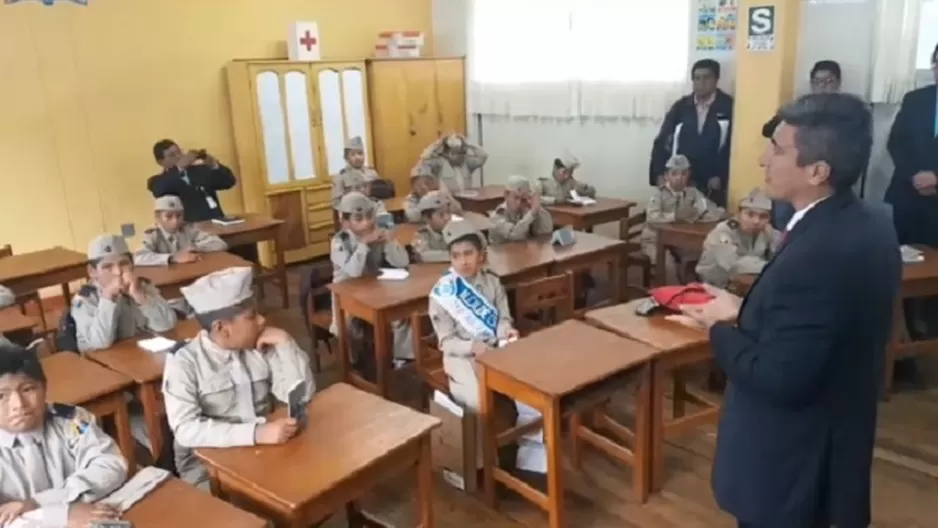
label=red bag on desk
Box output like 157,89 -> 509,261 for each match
648,283 -> 715,312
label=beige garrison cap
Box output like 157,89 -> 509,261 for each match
665,154 -> 691,171
338,191 -> 376,215
442,219 -> 485,247
739,188 -> 772,212
558,152 -> 580,170
344,136 -> 365,151
505,175 -> 532,194
88,234 -> 130,260
417,191 -> 447,213
181,266 -> 254,314
154,195 -> 184,212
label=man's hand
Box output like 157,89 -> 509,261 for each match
67,502 -> 120,528
255,418 -> 299,445
172,251 -> 199,264
912,170 -> 938,191
505,328 -> 520,341
0,499 -> 38,525
256,327 -> 291,349
528,192 -> 541,212
373,229 -> 389,244
123,271 -> 146,304
100,276 -> 124,301
203,152 -> 220,169
178,150 -> 200,169
679,284 -> 741,330
359,229 -> 381,245
707,177 -> 722,190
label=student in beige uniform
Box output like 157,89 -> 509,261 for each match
71,235 -> 177,353
489,175 -> 554,244
536,152 -> 597,204
411,191 -> 453,263
161,267 -> 315,490
329,192 -> 412,363
696,188 -> 781,288
134,195 -> 228,267
404,163 -> 463,223
640,154 -> 724,262
419,133 -> 488,193
331,136 -> 381,208
0,343 -> 127,527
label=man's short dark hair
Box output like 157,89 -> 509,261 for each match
152,139 -> 177,163
194,299 -> 254,330
0,342 -> 46,385
691,59 -> 721,79
810,60 -> 841,80
777,93 -> 872,191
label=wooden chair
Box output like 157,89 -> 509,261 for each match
0,244 -> 59,349
301,267 -> 334,373
513,272 -> 576,334
410,312 -> 449,407
621,211 -> 652,296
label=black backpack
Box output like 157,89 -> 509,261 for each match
369,178 -> 396,200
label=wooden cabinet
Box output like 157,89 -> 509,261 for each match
366,57 -> 466,194
226,60 -> 373,265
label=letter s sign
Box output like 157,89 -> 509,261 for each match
748,6 -> 775,36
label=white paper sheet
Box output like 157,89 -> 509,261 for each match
136,336 -> 177,353
568,190 -> 597,206
378,268 -> 409,280
450,214 -> 464,222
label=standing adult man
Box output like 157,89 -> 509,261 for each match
678,93 -> 900,528
147,139 -> 237,223
649,59 -> 734,205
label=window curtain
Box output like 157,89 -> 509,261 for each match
467,0 -> 691,119
869,0 -> 925,103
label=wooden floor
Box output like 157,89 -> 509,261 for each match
268,263 -> 938,528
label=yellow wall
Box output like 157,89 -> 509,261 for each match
728,0 -> 802,208
0,0 -> 431,253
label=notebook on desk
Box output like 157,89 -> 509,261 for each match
211,216 -> 244,226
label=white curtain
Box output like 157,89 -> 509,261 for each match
468,0 -> 691,119
869,0 -> 925,103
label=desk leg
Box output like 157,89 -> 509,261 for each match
336,304 -> 350,384
374,313 -> 391,399
633,363 -> 652,503
650,361 -> 666,492
138,382 -> 165,463
416,435 -> 436,528
276,225 -> 289,309
110,394 -> 137,473
544,401 -> 566,528
655,238 -> 666,286
479,367 -> 498,508
608,253 -> 622,305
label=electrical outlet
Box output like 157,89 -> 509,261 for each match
120,223 -> 136,238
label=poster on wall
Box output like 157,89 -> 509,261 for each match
696,0 -> 737,51
746,5 -> 776,52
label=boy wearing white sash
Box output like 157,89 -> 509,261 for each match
428,219 -> 548,480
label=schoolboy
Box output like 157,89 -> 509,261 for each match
489,175 -> 554,244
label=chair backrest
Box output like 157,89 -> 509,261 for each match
54,308 -> 78,354
0,244 -> 12,259
410,312 -> 449,395
514,272 -> 576,335
299,265 -> 333,336
621,211 -> 647,244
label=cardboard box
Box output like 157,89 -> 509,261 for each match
428,391 -> 478,492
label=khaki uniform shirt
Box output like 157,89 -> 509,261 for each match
640,185 -> 724,259
0,404 -> 127,524
0,284 -> 14,308
489,204 -> 554,244
133,225 -> 228,267
536,176 -> 596,205
404,191 -> 463,224
71,282 -> 177,353
696,219 -> 781,288
412,225 -> 450,263
331,166 -> 380,208
421,147 -> 488,193
161,331 -> 315,488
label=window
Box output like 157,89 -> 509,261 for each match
915,0 -> 938,70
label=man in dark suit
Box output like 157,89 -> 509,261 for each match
147,139 -> 237,222
649,59 -> 734,205
678,93 -> 901,527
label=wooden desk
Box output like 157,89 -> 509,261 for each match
384,195 -> 407,215
0,246 -> 87,298
546,198 -> 635,233
584,300 -> 713,492
487,239 -> 555,288
550,232 -> 627,313
329,264 -> 448,397
197,214 -> 288,309
136,252 -> 251,299
42,352 -> 136,470
393,211 -> 495,246
124,477 -> 267,527
653,222 -> 719,285
86,319 -> 201,461
0,306 -> 35,338
453,185 -> 505,214
476,320 -> 657,527
196,383 -> 441,528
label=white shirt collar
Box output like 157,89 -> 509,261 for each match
785,196 -> 828,232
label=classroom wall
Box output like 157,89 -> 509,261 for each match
0,0 -> 432,254
436,0 -> 897,204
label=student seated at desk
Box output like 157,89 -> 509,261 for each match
0,284 -> 13,308
134,196 -> 228,267
489,175 -> 554,245
411,192 -> 453,263
419,133 -> 488,193
696,188 -> 781,288
162,267 -> 315,490
330,192 -> 413,374
640,154 -> 724,263
331,136 -> 381,209
0,343 -> 127,527
428,220 -> 547,478
333,170 -> 389,217
405,163 -> 462,223
72,235 -> 177,353
536,152 -> 596,205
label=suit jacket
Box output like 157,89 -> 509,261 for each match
147,164 -> 237,222
710,191 -> 900,527
648,89 -> 734,203
884,84 -> 938,245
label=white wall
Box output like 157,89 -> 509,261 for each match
432,0 -> 896,203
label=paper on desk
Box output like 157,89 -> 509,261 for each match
8,504 -> 68,527
378,268 -> 409,280
137,336 -> 177,353
900,244 -> 925,263
568,190 -> 596,206
450,214 -> 464,222
456,190 -> 479,198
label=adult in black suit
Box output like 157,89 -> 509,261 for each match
677,93 -> 901,528
147,139 -> 237,222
